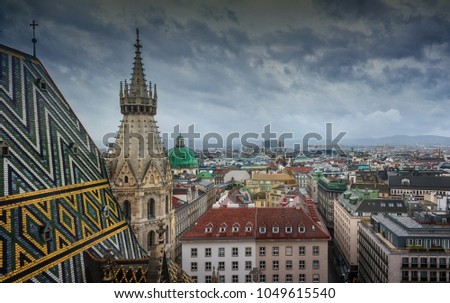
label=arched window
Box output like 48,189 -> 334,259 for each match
164,226 -> 169,244
123,200 -> 131,221
148,198 -> 155,219
147,230 -> 155,250
165,195 -> 169,214
124,176 -> 129,183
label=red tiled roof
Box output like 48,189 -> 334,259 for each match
181,207 -> 330,241
181,208 -> 257,239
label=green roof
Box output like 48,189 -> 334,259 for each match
168,146 -> 198,169
197,171 -> 213,179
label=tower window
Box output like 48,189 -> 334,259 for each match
123,200 -> 131,221
148,198 -> 155,219
124,176 -> 129,183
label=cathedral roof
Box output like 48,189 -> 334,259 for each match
0,43 -> 187,283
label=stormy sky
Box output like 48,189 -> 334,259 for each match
2,0 -> 450,148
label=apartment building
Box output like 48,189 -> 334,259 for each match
181,206 -> 330,282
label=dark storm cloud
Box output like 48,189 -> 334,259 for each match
2,0 -> 450,142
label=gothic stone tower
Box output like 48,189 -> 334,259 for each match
108,30 -> 173,256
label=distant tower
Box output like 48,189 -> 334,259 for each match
108,29 -> 173,256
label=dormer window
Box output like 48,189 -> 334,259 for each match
285,226 -> 292,233
40,224 -> 52,242
205,223 -> 213,233
245,226 -> 252,232
102,205 -> 109,218
219,226 -> 227,233
272,226 -> 279,234
259,227 -> 266,234
1,141 -> 10,157
35,78 -> 47,91
232,226 -> 239,233
312,225 -> 316,231
298,226 -> 305,233
401,178 -> 410,186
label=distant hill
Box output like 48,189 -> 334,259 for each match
342,135 -> 450,146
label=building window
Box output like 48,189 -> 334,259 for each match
205,227 -> 212,233
245,261 -> 252,270
420,271 -> 428,282
205,248 -> 211,257
299,274 -> 305,283
285,246 -> 292,256
259,260 -> 266,270
272,274 -> 279,282
286,260 -> 293,270
219,275 -> 225,283
148,198 -> 155,219
259,227 -> 266,233
232,275 -> 239,283
430,257 -> 437,268
299,246 -> 305,255
285,274 -> 293,283
312,246 -> 320,255
411,257 -> 418,268
439,258 -> 447,268
218,261 -> 225,271
299,260 -> 305,269
191,248 -> 197,258
401,270 -> 409,281
205,275 -> 212,283
245,247 -> 252,257
245,275 -> 252,283
272,226 -> 279,233
313,274 -> 320,283
219,226 -> 227,233
232,226 -> 239,232
439,271 -> 447,282
191,262 -> 198,271
420,258 -> 428,268
415,239 -> 423,246
313,260 -> 320,269
232,247 -> 239,257
218,247 -> 225,257
259,247 -> 266,256
205,262 -> 212,271
259,274 -> 266,283
232,261 -> 239,271
272,260 -> 279,270
191,276 -> 197,283
272,246 -> 279,256
299,226 -> 305,233
285,226 -> 292,233
124,176 -> 129,183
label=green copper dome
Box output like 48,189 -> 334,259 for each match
168,135 -> 199,169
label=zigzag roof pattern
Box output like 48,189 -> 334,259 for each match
0,44 -> 152,282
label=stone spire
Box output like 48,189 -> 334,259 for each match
120,28 -> 157,115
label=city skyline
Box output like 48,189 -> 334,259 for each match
2,0 -> 450,147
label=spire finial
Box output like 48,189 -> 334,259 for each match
30,20 -> 38,57
134,28 -> 141,53
154,83 -> 157,100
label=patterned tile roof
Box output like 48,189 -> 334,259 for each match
0,44 -> 151,282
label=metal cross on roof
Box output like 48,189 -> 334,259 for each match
30,20 -> 38,57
